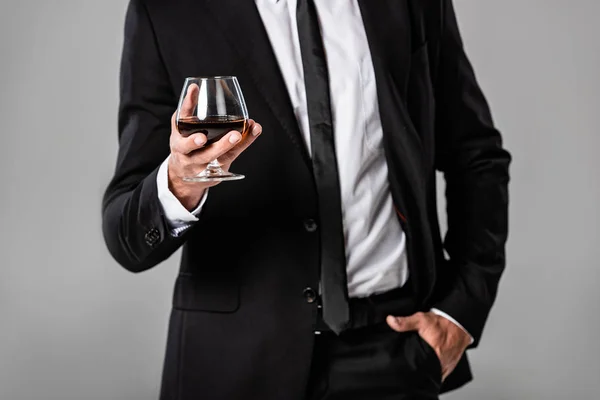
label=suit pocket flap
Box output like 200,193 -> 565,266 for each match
173,274 -> 240,313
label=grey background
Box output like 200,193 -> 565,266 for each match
0,0 -> 598,399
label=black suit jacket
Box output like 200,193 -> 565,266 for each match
102,0 -> 511,398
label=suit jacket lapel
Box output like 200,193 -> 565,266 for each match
358,0 -> 412,99
203,0 -> 311,167
358,0 -> 428,223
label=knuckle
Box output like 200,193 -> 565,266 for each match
211,143 -> 232,158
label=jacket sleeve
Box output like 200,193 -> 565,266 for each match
102,0 -> 189,273
432,0 -> 512,346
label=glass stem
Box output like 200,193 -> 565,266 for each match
200,159 -> 225,178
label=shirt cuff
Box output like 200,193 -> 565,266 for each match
157,156 -> 208,235
430,308 -> 475,345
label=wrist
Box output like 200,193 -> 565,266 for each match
172,184 -> 205,211
167,164 -> 207,211
434,313 -> 471,347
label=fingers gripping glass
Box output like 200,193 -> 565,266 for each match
176,76 -> 249,182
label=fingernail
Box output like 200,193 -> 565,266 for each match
229,132 -> 241,144
252,125 -> 261,136
194,136 -> 205,146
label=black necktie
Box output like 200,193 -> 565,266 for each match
296,0 -> 350,334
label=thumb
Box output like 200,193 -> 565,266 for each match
386,313 -> 422,333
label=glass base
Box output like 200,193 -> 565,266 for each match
182,160 -> 245,183
183,173 -> 245,183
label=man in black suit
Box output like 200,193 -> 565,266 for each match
103,0 -> 510,399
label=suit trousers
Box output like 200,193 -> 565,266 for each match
305,323 -> 442,400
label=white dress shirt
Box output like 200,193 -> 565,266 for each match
156,0 -> 471,339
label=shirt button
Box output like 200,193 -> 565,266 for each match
303,219 -> 318,233
303,287 -> 317,304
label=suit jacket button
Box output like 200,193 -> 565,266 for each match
303,287 -> 317,303
303,219 -> 318,233
144,228 -> 161,247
